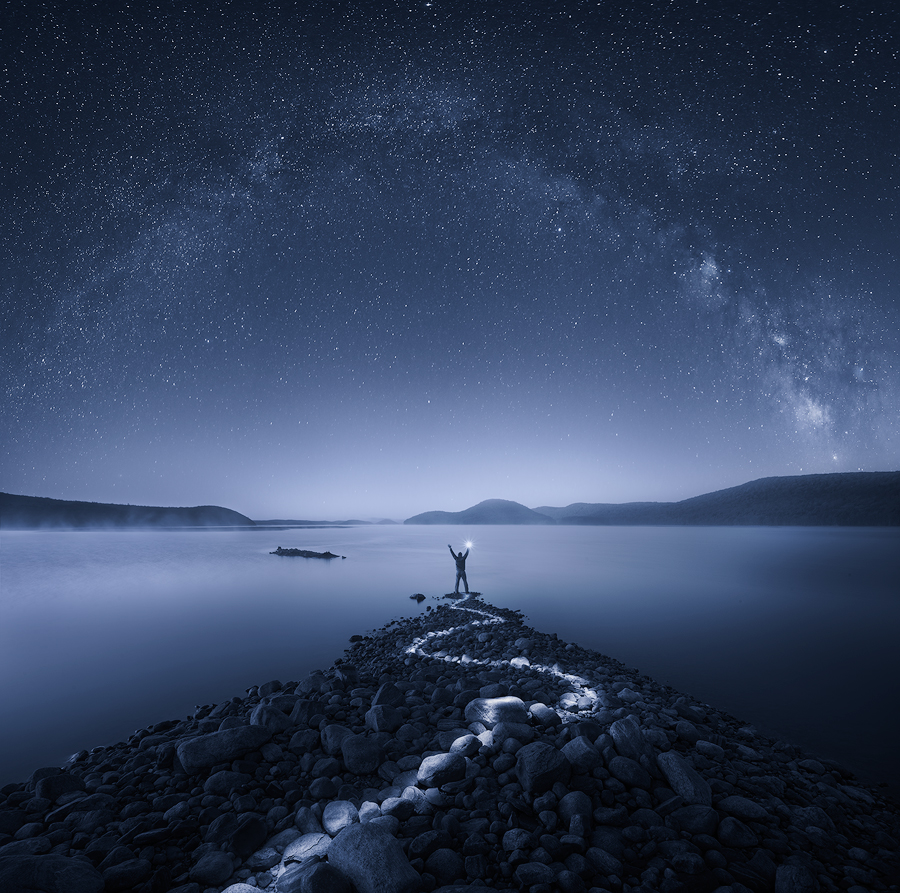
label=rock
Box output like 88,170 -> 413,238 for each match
34,773 -> 85,802
417,753 -> 467,787
515,741 -> 571,793
283,832 -> 331,863
669,805 -> 719,835
717,815 -> 757,848
321,724 -> 355,756
609,714 -> 656,764
586,847 -> 624,877
250,703 -> 293,732
246,847 -> 281,870
608,754 -> 651,789
365,705 -> 404,733
204,770 -> 252,796
102,858 -> 152,892
426,847 -> 465,884
515,862 -> 555,885
775,862 -> 821,892
656,751 -> 711,806
290,700 -> 327,727
176,726 -> 272,773
327,823 -> 420,893
717,794 -> 769,820
190,850 -> 234,885
372,682 -> 405,708
529,703 -> 562,728
558,791 -> 592,827
464,696 -> 528,728
561,736 -> 601,774
341,735 -> 385,775
322,801 -> 359,836
408,830 -> 453,861
0,854 -> 104,893
278,860 -> 353,893
288,729 -> 320,755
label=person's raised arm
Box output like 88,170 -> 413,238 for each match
463,549 -> 469,560
448,544 -> 455,556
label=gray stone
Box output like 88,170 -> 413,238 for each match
449,734 -> 480,757
609,714 -> 656,764
34,773 -> 85,802
372,682 -> 405,708
717,815 -> 757,848
246,847 -> 281,870
290,699 -> 327,727
250,703 -> 292,732
204,770 -> 252,797
321,724 -> 355,756
529,703 -> 562,727
0,838 -> 52,856
288,729 -> 320,755
669,805 -> 719,836
323,801 -> 359,836
514,862 -> 555,885
341,735 -> 385,775
558,791 -> 592,827
585,847 -> 624,877
102,858 -> 152,892
327,823 -> 420,893
515,741 -> 571,793
426,847 -> 465,884
490,721 -> 534,745
380,797 -> 416,821
656,751 -> 711,805
176,726 -> 272,773
190,850 -> 234,885
408,830 -> 453,862
364,705 -> 404,733
775,862 -> 821,893
561,736 -> 602,774
0,854 -> 104,893
502,828 -> 533,852
608,755 -> 651,789
283,832 -> 331,863
464,696 -> 528,728
278,861 -> 353,893
417,753 -> 466,787
717,794 -> 769,820
222,886 -> 260,893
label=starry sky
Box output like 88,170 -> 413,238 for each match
2,0 -> 898,520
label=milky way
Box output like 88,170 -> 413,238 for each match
2,1 -> 898,518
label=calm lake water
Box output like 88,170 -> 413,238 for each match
2,525 -> 899,796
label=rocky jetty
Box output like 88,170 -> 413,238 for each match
1,596 -> 898,893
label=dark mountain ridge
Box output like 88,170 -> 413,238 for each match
410,472 -> 900,526
0,492 -> 255,529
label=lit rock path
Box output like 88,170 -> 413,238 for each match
1,595 -> 899,893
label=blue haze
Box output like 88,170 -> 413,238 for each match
1,526 -> 898,795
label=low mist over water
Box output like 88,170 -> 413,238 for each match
2,526 -> 898,794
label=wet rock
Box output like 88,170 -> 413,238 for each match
327,823 -> 420,893
561,736 -> 601,774
102,858 -> 152,892
608,754 -> 651,789
365,705 -> 403,733
278,860 -> 353,893
609,714 -> 656,764
283,832 -> 331,864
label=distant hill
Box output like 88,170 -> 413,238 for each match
254,519 -> 372,526
405,499 -> 554,525
539,472 -> 900,526
407,473 -> 900,526
0,492 -> 255,529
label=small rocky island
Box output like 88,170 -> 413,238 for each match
1,597 -> 898,893
270,547 -> 344,559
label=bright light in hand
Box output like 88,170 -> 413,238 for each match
464,540 -> 473,549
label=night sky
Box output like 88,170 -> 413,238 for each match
2,1 -> 898,520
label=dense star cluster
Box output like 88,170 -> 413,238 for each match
2,0 -> 898,517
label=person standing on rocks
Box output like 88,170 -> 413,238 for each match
448,544 -> 470,594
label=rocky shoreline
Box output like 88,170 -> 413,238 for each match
1,595 -> 898,893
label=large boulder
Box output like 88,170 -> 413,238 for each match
0,855 -> 104,893
464,696 -> 528,728
417,753 -> 467,788
608,715 -> 656,765
327,823 -> 420,893
176,726 -> 272,773
656,751 -> 711,806
341,735 -> 385,775
515,742 -> 571,793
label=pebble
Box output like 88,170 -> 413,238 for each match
0,595 -> 898,893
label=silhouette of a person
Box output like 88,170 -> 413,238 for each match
448,545 -> 469,594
